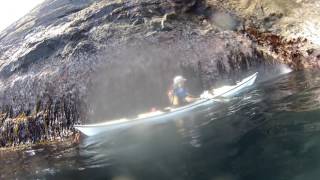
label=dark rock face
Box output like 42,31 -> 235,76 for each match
0,0 -> 269,147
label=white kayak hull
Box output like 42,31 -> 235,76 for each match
75,72 -> 258,136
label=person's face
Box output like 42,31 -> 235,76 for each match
178,81 -> 185,87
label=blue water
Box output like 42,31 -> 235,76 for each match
2,70 -> 320,180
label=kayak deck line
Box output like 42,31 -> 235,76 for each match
75,72 -> 258,136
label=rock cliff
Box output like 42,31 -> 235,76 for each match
208,0 -> 320,68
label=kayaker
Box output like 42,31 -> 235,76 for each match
168,75 -> 197,106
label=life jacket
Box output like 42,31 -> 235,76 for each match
168,86 -> 188,106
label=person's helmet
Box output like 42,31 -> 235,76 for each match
173,75 -> 186,85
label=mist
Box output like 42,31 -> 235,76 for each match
86,41 -> 202,122
85,39 -> 290,123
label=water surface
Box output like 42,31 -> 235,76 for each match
2,71 -> 320,180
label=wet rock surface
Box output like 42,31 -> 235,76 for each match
243,27 -> 320,69
0,0 -> 317,147
0,94 -> 84,148
208,0 -> 320,69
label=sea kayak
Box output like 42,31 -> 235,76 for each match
75,72 -> 258,136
